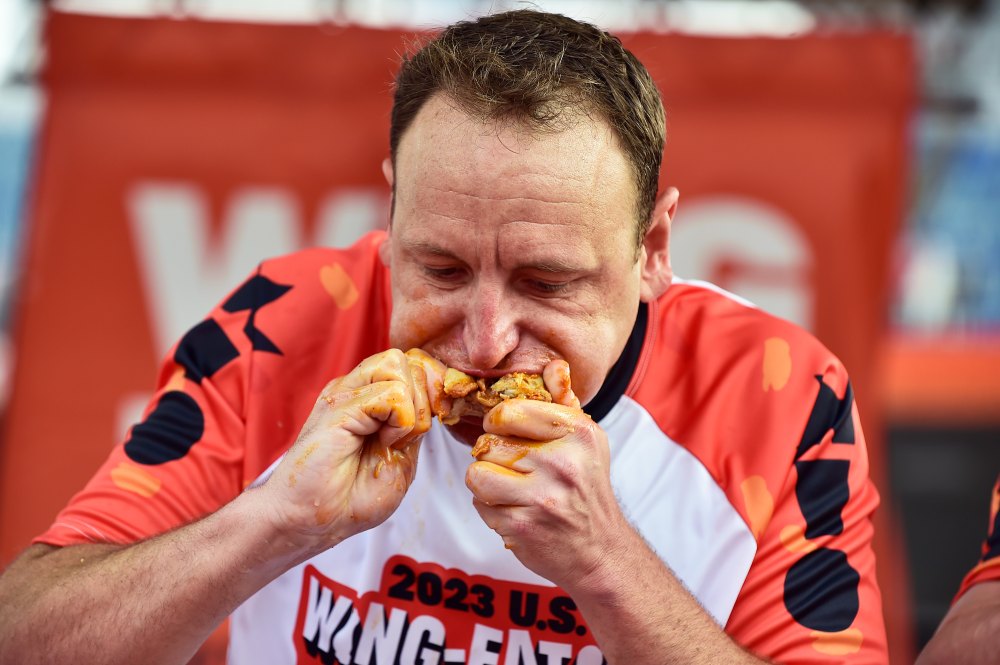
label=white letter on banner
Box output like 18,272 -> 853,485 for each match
332,604 -> 361,665
537,640 -> 571,665
502,629 -> 537,665
302,577 -> 355,655
355,602 -> 407,665
315,189 -> 387,249
399,614 -> 445,665
670,196 -> 813,329
127,181 -> 302,358
576,645 -> 605,665
469,624 -> 504,665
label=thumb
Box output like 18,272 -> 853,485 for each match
543,360 -> 580,408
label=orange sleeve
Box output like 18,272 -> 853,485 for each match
955,476 -> 1000,600
32,267 -> 278,546
725,361 -> 887,664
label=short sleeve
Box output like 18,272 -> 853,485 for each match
724,360 -> 888,663
32,266 -> 287,546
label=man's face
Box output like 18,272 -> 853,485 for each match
383,95 -> 646,441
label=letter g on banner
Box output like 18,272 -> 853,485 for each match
670,196 -> 813,330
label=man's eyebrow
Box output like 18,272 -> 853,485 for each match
515,257 -> 584,273
399,239 -> 458,258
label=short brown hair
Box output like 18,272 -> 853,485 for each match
390,9 -> 666,246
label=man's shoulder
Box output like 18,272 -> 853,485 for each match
255,230 -> 388,285
657,278 -> 833,361
631,277 -> 850,474
204,230 -> 391,367
228,230 -> 390,325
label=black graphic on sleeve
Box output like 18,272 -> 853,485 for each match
795,460 -> 850,538
131,271 -> 292,466
124,392 -> 205,465
784,549 -> 860,632
795,376 -> 855,461
222,274 -> 292,354
174,273 -> 293,382
784,374 -> 862,634
174,319 -> 240,383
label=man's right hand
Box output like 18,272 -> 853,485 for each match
261,348 -> 440,553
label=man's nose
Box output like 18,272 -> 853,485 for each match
463,283 -> 519,369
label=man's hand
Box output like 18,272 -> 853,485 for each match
465,360 -> 625,589
262,349 -> 439,552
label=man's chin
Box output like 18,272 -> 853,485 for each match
443,417 -> 485,447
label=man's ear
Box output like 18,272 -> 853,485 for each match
379,157 -> 394,268
639,187 -> 679,302
382,155 -> 398,225
381,157 -> 394,188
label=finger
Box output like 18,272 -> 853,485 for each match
405,359 -> 432,442
405,348 -> 453,421
317,351 -> 411,416
466,460 -> 530,506
543,359 -> 580,408
483,399 -> 580,441
328,381 -> 416,442
470,433 -> 546,468
338,349 -> 411,390
354,381 -> 423,464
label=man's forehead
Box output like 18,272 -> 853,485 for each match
395,116 -> 633,231
395,95 -> 626,182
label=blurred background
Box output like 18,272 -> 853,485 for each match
0,0 -> 997,663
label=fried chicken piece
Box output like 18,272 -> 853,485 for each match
405,349 -> 555,426
442,369 -> 552,422
443,368 -> 478,398
490,373 -> 551,402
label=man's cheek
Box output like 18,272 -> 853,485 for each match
392,302 -> 453,349
408,282 -> 432,301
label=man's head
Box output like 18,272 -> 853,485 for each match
380,10 -> 678,442
389,9 -> 666,249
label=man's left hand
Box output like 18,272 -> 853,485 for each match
465,361 -> 627,589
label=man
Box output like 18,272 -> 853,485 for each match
916,476 -> 1000,664
0,10 -> 887,664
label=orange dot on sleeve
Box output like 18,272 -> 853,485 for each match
165,365 -> 186,392
110,462 -> 162,498
320,263 -> 360,309
762,337 -> 792,392
810,628 -> 864,655
740,475 -> 774,541
780,524 -> 817,554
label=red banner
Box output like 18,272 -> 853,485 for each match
0,11 -> 915,662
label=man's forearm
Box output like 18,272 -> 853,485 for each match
565,530 -> 768,665
916,582 -> 1000,665
0,488 -> 313,665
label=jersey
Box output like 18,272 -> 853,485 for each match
35,231 -> 887,664
956,475 -> 1000,599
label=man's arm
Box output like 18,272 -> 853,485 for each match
564,526 -> 768,665
916,581 -> 1000,665
0,349 -> 431,665
467,362 -> 767,665
0,491 -> 306,665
